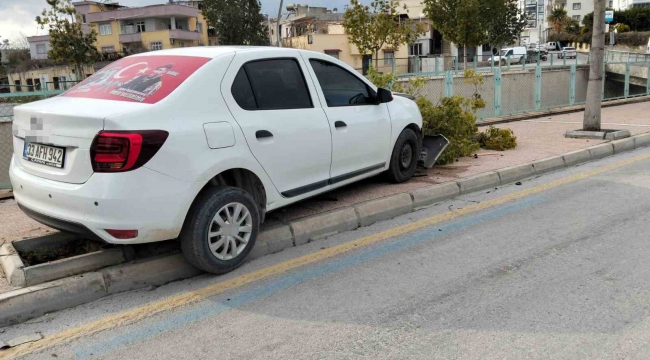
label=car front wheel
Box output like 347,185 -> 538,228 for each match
181,186 -> 259,274
387,128 -> 420,183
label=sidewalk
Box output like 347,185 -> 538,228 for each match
2,100 -> 650,293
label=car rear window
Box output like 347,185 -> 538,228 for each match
62,55 -> 210,104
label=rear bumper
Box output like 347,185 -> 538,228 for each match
18,203 -> 103,241
10,157 -> 203,244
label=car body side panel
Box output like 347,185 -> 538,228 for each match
102,52 -> 284,209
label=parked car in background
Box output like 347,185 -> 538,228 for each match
547,41 -> 562,51
493,46 -> 527,65
558,47 -> 577,59
10,47 -> 448,275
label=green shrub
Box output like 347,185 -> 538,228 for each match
366,66 -> 397,89
616,31 -> 650,47
615,24 -> 631,33
419,96 -> 480,165
477,126 -> 517,151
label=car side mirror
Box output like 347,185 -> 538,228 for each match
376,87 -> 393,104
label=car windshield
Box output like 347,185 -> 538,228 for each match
500,50 -> 512,56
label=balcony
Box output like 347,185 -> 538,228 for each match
86,4 -> 198,23
169,29 -> 201,41
119,32 -> 142,43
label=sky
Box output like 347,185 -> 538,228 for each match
0,0 -> 360,44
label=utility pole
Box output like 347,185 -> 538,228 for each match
277,0 -> 284,47
583,0 -> 606,131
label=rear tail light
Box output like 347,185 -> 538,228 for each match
90,130 -> 168,172
105,229 -> 138,239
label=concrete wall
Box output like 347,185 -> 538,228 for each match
412,66 -> 590,119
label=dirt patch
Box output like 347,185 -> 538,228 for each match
18,239 -> 112,267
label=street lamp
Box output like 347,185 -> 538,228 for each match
277,0 -> 283,47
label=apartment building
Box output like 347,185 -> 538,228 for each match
11,0 -> 213,93
278,4 -> 409,73
612,0 -> 650,9
553,0 -> 594,24
519,0 -> 549,44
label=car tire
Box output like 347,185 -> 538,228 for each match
180,186 -> 259,275
387,128 -> 420,183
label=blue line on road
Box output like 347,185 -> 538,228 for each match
74,195 -> 547,359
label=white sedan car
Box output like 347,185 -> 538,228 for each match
10,47 -> 445,274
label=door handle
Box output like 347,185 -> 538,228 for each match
256,130 -> 273,139
334,121 -> 347,128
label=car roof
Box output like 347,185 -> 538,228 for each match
130,46 -> 305,59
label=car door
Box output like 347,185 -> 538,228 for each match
221,51 -> 332,198
303,55 -> 391,182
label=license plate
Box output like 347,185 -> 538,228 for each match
23,142 -> 65,168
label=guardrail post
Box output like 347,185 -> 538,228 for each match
569,64 -> 576,106
444,70 -> 453,97
550,55 -> 554,67
507,55 -> 511,71
473,55 -> 477,70
625,62 -> 630,98
494,68 -> 502,117
522,55 -> 526,70
563,54 -> 566,66
535,65 -> 542,110
490,53 -> 494,73
435,56 -> 439,76
647,64 -> 650,95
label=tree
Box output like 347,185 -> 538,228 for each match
343,0 -> 425,63
424,0 -> 485,68
583,0 -> 606,131
566,18 -> 581,34
202,0 -> 269,46
483,0 -> 527,54
547,7 -> 569,33
36,0 -> 99,81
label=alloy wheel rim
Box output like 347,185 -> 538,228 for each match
207,202 -> 253,261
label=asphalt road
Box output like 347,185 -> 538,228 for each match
4,145 -> 650,359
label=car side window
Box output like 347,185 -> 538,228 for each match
231,68 -> 257,110
309,59 -> 374,107
243,59 -> 313,110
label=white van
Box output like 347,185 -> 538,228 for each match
493,47 -> 527,65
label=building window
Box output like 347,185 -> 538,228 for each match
609,0 -> 613,6
409,43 -> 423,56
384,51 -> 394,66
179,41 -> 185,47
34,79 -> 41,91
324,50 -> 340,59
197,22 -> 203,34
53,77 -> 60,90
14,80 -> 21,92
99,23 -> 112,35
572,15 -> 581,20
137,22 -> 146,33
26,79 -> 34,92
81,14 -> 86,24
572,3 -> 581,10
101,46 -> 115,53
36,44 -> 47,55
150,41 -> 163,51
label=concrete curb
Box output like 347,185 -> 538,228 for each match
2,131 -> 650,326
4,234 -> 132,288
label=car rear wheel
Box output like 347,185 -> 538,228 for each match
387,128 -> 420,183
181,186 -> 259,274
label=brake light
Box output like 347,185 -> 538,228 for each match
90,130 -> 168,172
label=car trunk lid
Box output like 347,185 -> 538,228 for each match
12,97 -> 148,184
